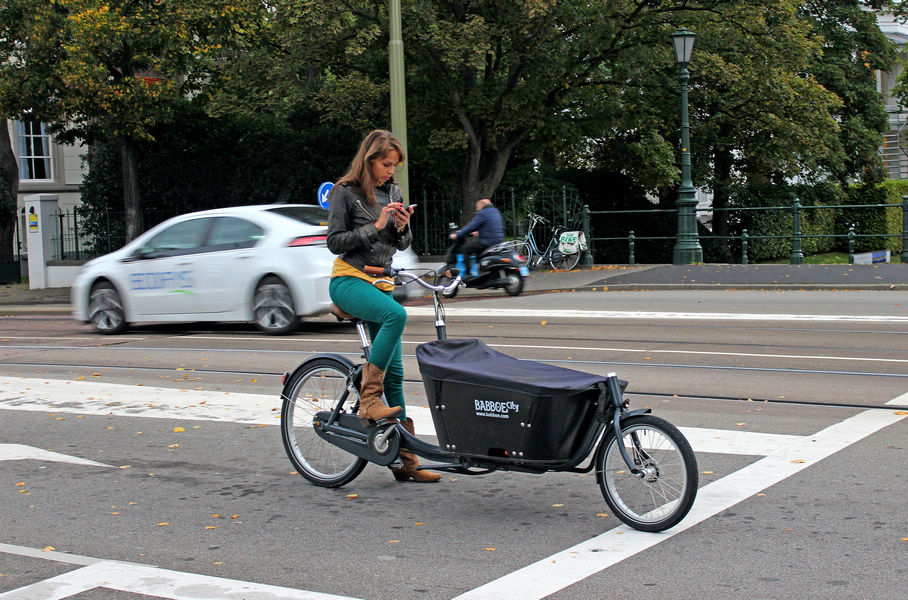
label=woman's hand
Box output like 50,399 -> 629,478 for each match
392,203 -> 414,231
375,202 -> 402,230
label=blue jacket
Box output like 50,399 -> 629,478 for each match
456,205 -> 505,248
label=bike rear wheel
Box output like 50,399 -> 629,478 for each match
280,356 -> 366,487
551,250 -> 580,271
596,414 -> 698,532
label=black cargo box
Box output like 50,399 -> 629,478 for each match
416,338 -> 609,462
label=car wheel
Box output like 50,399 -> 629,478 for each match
252,276 -> 300,335
88,281 -> 127,334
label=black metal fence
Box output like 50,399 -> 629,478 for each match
583,197 -> 908,265
15,192 -> 903,275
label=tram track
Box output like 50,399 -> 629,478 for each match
3,356 -> 907,410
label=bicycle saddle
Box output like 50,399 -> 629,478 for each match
329,303 -> 357,322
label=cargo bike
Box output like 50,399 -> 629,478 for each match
280,267 -> 698,532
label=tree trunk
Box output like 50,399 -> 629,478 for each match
119,136 -> 142,241
712,144 -> 734,240
458,129 -> 529,223
0,123 -> 20,262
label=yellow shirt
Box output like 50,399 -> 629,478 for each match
331,257 -> 395,292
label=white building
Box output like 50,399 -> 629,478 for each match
875,13 -> 908,180
7,119 -> 85,261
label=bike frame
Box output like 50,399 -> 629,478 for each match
518,213 -> 570,268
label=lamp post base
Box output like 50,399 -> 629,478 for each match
673,246 -> 703,265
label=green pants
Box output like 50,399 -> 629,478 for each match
329,276 -> 408,418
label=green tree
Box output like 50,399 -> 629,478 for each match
212,0 -> 733,221
0,0 -> 262,242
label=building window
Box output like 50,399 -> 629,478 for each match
17,120 -> 52,181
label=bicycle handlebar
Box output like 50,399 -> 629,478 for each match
527,212 -> 548,224
363,266 -> 463,295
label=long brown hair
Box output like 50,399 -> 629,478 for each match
336,129 -> 406,205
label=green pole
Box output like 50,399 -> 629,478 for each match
790,198 -> 804,264
672,43 -> 702,265
389,0 -> 409,205
901,195 -> 908,263
848,225 -> 856,264
580,204 -> 593,267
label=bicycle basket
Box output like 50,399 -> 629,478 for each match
558,231 -> 586,255
416,338 -> 611,462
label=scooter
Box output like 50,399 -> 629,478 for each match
440,223 -> 529,297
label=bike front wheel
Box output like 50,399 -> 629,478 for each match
596,414 -> 698,532
280,356 -> 366,487
550,250 -> 580,271
518,241 -> 536,270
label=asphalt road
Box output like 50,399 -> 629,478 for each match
1,289 -> 906,600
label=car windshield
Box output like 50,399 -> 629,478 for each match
267,205 -> 329,226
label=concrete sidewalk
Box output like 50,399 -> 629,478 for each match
1,263 -> 906,310
528,263 -> 908,292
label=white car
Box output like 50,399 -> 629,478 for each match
72,204 -> 421,335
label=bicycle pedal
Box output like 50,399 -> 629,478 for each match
358,417 -> 399,428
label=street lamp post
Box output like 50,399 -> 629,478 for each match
671,28 -> 703,265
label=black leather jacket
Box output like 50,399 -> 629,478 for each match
326,182 -> 412,271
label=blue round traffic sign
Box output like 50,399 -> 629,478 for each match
317,182 -> 334,209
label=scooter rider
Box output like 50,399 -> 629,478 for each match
445,198 -> 505,276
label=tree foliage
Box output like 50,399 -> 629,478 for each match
0,0 -> 262,241
0,0 -> 898,263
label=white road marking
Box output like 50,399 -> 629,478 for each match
0,545 -> 362,600
405,306 -> 908,323
190,337 -> 908,365
418,341 -> 908,364
453,399 -> 907,600
1,377 -> 801,457
0,444 -> 112,467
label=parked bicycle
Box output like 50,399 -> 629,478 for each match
279,266 -> 698,532
509,212 -> 586,271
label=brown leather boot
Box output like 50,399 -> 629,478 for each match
358,362 -> 402,424
391,418 -> 442,483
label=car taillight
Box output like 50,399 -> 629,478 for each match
287,235 -> 327,247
